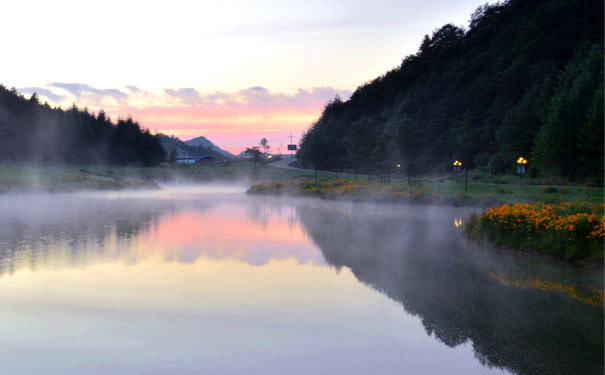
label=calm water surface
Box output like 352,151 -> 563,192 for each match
0,186 -> 602,375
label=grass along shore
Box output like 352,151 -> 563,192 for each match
0,160 -> 331,193
247,177 -> 603,206
0,161 -> 295,193
0,164 -> 157,193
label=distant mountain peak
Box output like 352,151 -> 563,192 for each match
186,136 -> 211,147
185,136 -> 233,157
157,134 -> 232,161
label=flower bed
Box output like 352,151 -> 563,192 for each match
464,202 -> 604,262
247,178 -> 428,200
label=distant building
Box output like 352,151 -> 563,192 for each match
175,156 -> 215,164
175,157 -> 197,164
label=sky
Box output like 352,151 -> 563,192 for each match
2,0 -> 495,154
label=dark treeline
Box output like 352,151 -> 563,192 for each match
0,85 -> 165,166
298,0 -> 603,184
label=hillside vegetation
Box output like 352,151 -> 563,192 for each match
0,86 -> 165,166
298,0 -> 603,185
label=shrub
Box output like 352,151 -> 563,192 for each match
465,202 -> 604,262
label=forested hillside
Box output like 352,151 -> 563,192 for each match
0,86 -> 165,166
298,0 -> 603,184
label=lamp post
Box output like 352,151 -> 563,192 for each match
395,163 -> 407,184
516,157 -> 527,184
453,160 -> 467,192
453,160 -> 462,174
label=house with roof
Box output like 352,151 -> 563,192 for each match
175,156 -> 215,164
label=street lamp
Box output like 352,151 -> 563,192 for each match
516,157 -> 527,169
453,160 -> 468,191
516,157 -> 527,184
453,160 -> 462,174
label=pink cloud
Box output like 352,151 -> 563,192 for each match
20,84 -> 351,152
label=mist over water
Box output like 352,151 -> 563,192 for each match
0,186 -> 602,374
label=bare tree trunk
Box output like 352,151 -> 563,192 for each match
465,168 -> 468,192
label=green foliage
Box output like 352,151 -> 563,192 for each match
533,45 -> 604,178
168,150 -> 177,167
0,87 -> 165,166
259,138 -> 270,156
345,118 -> 375,174
397,114 -> 422,180
576,79 -> 604,182
299,0 -> 603,184
464,202 -> 604,262
244,146 -> 262,168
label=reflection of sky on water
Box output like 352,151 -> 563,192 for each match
0,258 -> 505,375
0,188 -> 508,375
152,206 -> 323,266
0,191 -> 324,276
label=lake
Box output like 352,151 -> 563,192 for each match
0,186 -> 602,375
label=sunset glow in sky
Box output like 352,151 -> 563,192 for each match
3,0 -> 494,154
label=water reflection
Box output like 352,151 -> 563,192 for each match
0,189 -> 602,375
0,191 -> 323,277
486,271 -> 604,307
454,217 -> 463,228
297,203 -> 604,375
2,189 -> 507,375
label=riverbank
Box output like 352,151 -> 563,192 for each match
464,202 -> 604,263
2,163 -> 603,208
0,164 -> 157,193
248,178 -> 604,263
0,162 -> 294,193
246,177 -> 604,206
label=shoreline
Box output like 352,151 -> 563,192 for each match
246,177 -> 604,207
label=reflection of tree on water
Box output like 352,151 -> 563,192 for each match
486,271 -> 604,307
0,196 -> 172,276
244,197 -> 302,231
0,194 -> 221,275
297,203 -> 604,375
